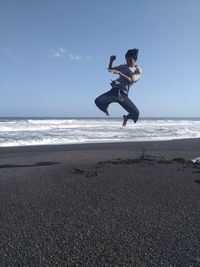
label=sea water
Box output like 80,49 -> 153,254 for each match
0,117 -> 200,147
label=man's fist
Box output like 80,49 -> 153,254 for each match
110,55 -> 116,61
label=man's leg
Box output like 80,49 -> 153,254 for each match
119,96 -> 139,126
95,89 -> 119,116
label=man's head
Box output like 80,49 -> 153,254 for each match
125,49 -> 139,66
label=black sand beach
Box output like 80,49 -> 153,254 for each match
0,139 -> 200,266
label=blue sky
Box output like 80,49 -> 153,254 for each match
1,0 -> 200,117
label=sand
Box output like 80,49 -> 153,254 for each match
0,139 -> 200,266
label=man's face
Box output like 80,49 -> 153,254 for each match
126,56 -> 135,67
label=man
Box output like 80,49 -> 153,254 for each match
95,49 -> 141,126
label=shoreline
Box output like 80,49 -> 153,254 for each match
1,137 -> 200,152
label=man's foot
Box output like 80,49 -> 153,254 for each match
105,110 -> 109,116
122,115 -> 128,126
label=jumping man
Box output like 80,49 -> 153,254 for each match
95,49 -> 141,126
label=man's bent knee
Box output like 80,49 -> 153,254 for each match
95,97 -> 107,113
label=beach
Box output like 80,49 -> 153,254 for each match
0,139 -> 200,266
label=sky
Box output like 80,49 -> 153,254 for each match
1,0 -> 200,118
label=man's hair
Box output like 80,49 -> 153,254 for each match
125,49 -> 139,61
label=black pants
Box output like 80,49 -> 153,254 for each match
95,88 -> 139,123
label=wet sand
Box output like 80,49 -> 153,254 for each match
0,139 -> 200,266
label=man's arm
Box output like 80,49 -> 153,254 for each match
110,69 -> 133,83
108,55 -> 133,83
108,55 -> 116,71
112,66 -> 142,83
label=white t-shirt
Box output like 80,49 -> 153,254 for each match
111,64 -> 141,94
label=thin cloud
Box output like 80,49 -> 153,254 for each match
58,47 -> 66,53
50,47 -> 66,58
68,53 -> 82,61
49,47 -> 91,61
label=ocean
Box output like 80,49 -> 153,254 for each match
0,117 -> 200,147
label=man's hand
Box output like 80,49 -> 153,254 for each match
110,69 -> 120,75
110,55 -> 116,62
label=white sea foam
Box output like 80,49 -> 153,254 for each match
0,118 -> 200,147
190,157 -> 200,164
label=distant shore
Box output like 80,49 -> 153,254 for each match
0,138 -> 200,266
